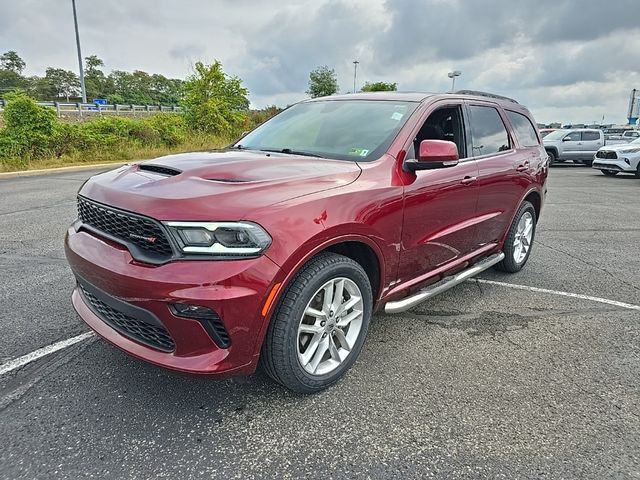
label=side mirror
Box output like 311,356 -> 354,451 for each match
562,137 -> 572,142
404,140 -> 459,172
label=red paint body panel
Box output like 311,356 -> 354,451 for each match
64,92 -> 547,376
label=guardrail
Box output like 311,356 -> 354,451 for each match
0,99 -> 182,117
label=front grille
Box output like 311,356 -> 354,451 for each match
596,150 -> 617,159
80,285 -> 175,352
77,196 -> 174,261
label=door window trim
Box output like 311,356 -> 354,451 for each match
463,101 -> 516,161
401,101 -> 471,162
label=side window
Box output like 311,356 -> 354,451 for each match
582,131 -> 601,141
468,105 -> 510,156
506,110 -> 540,147
564,131 -> 582,141
408,105 -> 467,159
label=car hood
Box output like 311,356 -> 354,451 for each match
79,150 -> 362,221
598,143 -> 640,153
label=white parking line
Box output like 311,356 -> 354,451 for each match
475,279 -> 640,311
1,281 -> 638,377
0,332 -> 94,376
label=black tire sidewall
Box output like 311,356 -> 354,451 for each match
500,201 -> 537,272
265,254 -> 373,392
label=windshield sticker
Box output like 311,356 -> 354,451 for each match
348,148 -> 370,157
391,112 -> 404,121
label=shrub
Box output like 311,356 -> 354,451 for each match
142,114 -> 186,146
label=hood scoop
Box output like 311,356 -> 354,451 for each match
138,164 -> 182,176
206,177 -> 248,183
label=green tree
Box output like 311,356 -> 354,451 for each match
84,55 -> 107,100
182,60 -> 249,134
43,68 -> 80,101
1,51 -> 26,74
361,81 -> 397,92
306,65 -> 339,98
0,69 -> 28,94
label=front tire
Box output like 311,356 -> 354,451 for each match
261,252 -> 373,393
495,201 -> 536,273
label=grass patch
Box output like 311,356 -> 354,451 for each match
1,132 -> 231,172
0,93 -> 235,173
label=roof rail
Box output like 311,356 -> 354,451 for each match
454,90 -> 519,104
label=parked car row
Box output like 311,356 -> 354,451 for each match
542,128 -> 640,177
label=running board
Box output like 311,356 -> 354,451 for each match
384,252 -> 505,314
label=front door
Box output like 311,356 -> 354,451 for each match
561,131 -> 583,161
397,104 -> 479,286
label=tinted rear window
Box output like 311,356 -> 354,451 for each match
468,105 -> 511,156
582,131 -> 601,141
506,110 -> 540,147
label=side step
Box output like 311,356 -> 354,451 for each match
384,252 -> 505,314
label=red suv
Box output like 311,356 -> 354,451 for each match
65,91 -> 548,393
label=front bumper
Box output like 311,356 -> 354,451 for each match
592,159 -> 635,173
65,226 -> 282,375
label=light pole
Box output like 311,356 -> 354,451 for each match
72,0 -> 87,103
353,60 -> 359,93
447,70 -> 462,93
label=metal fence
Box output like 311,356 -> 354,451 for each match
0,99 -> 182,117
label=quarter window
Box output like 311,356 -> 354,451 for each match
468,105 -> 510,156
506,110 -> 540,147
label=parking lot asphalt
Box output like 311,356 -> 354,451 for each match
1,165 -> 639,479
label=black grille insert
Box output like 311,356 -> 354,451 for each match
79,284 -> 175,352
138,164 -> 181,176
596,150 -> 617,159
77,196 -> 174,262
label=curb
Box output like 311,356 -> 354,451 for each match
0,162 -> 126,179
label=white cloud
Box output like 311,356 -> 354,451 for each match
1,0 -> 638,123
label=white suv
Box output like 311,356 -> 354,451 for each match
592,138 -> 640,177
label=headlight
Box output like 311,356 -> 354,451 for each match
164,221 -> 271,257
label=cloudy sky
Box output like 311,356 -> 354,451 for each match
2,0 -> 639,124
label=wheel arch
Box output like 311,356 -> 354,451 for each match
252,234 -> 385,356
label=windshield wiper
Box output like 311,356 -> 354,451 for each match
260,148 -> 322,158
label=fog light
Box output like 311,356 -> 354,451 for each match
171,303 -> 217,320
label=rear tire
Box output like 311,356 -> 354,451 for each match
261,252 -> 373,394
495,201 -> 536,273
602,170 -> 618,176
583,159 -> 593,167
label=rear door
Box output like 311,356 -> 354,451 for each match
466,102 -> 528,250
579,130 -> 604,159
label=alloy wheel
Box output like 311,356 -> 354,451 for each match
513,211 -> 534,264
297,277 -> 364,376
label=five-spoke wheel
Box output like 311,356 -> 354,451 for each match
261,253 -> 372,393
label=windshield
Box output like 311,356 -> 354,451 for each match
544,129 -> 570,140
630,137 -> 640,145
235,100 -> 419,161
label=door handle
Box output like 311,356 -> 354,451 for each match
461,176 -> 477,185
516,161 -> 530,172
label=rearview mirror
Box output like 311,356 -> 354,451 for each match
404,140 -> 459,172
